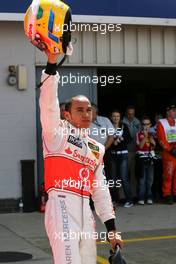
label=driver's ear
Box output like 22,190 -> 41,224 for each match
64,111 -> 71,121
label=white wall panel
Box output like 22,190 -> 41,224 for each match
68,31 -> 83,64
82,31 -> 95,64
151,27 -> 164,65
164,28 -> 176,65
110,30 -> 124,64
35,24 -> 176,67
124,26 -> 137,64
96,33 -> 110,64
137,27 -> 151,65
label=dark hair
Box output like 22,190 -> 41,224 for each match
111,109 -> 121,115
91,103 -> 98,115
60,102 -> 66,107
126,105 -> 135,111
111,109 -> 123,126
91,103 -> 98,109
65,95 -> 90,112
141,115 -> 151,122
65,99 -> 72,112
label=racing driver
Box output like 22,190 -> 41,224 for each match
39,51 -> 123,264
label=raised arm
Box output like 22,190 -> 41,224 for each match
39,52 -> 63,151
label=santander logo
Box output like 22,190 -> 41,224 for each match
65,147 -> 73,155
64,148 -> 97,169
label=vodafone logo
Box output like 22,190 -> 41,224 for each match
79,168 -> 90,181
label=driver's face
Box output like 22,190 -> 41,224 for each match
66,100 -> 92,129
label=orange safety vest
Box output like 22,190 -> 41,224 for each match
159,119 -> 176,143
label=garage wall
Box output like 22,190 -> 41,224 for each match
36,25 -> 176,67
0,22 -> 36,199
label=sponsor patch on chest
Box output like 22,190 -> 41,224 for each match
88,142 -> 100,159
88,142 -> 99,152
67,135 -> 83,148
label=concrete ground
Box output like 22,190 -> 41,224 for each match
0,203 -> 176,263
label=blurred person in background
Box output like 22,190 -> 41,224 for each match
107,110 -> 133,208
89,103 -> 114,149
123,106 -> 140,199
89,103 -> 114,210
136,116 -> 156,205
150,113 -> 163,138
150,113 -> 163,201
157,104 -> 176,204
59,102 -> 66,119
